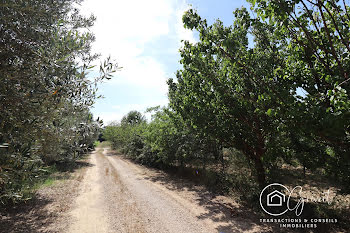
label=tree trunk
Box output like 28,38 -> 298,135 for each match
253,155 -> 266,189
241,139 -> 266,189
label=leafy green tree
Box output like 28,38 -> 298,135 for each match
144,107 -> 222,169
143,108 -> 185,166
168,7 -> 296,188
121,110 -> 146,126
168,0 -> 350,189
248,0 -> 350,187
103,111 -> 146,156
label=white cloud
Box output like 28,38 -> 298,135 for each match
111,56 -> 168,95
97,112 -> 124,125
175,2 -> 197,45
80,0 -> 196,123
111,105 -> 121,110
81,0 -> 174,59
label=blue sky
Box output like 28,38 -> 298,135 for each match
80,0 -> 251,124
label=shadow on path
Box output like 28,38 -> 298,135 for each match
107,152 -> 280,233
0,159 -> 94,233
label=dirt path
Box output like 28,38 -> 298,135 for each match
67,147 -> 271,233
2,147 -> 345,232
68,151 -> 109,233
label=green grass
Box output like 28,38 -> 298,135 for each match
94,141 -> 112,148
41,177 -> 56,187
29,167 -> 59,190
93,141 -> 100,147
99,141 -> 111,147
15,167 -> 60,203
22,164 -> 74,197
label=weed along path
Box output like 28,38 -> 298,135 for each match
67,147 -> 272,233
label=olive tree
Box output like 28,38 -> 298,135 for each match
0,0 -> 117,203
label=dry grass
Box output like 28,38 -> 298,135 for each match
0,157 -> 91,233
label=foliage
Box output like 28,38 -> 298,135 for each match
98,3 -> 350,212
121,110 -> 146,126
168,7 -> 290,188
248,0 -> 350,188
0,0 -> 117,204
103,111 -> 146,156
166,1 -> 350,190
100,2 -> 350,226
103,109 -> 226,187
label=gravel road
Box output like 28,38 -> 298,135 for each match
67,147 -> 271,233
